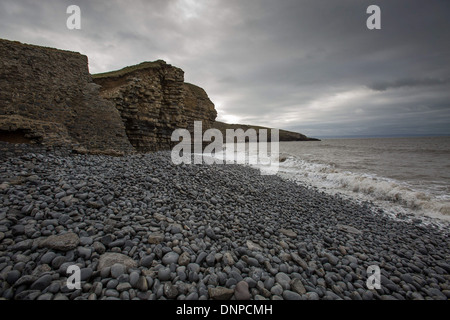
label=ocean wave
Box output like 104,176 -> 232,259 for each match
274,156 -> 450,221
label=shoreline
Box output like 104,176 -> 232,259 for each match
0,143 -> 449,300
276,173 -> 450,232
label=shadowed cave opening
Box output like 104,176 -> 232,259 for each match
0,129 -> 34,144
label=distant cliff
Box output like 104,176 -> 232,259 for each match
212,121 -> 320,142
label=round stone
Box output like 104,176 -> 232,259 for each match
178,252 -> 191,266
162,252 -> 179,265
158,267 -> 171,281
111,263 -> 126,279
30,274 -> 53,291
140,255 -> 154,268
275,272 -> 291,290
79,237 -> 93,246
40,252 -> 56,265
283,290 -> 302,300
6,270 -> 21,285
235,281 -> 251,300
270,283 -> 283,296
130,271 -> 140,288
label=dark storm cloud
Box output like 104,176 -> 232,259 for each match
1,0 -> 449,137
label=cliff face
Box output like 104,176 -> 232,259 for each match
93,61 -> 186,152
183,83 -> 217,134
0,39 -> 217,153
92,62 -> 217,151
0,39 -> 133,154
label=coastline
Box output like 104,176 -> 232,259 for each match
0,143 -> 449,300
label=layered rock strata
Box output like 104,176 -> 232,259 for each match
92,62 -> 217,152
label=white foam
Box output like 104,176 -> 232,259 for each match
275,156 -> 450,223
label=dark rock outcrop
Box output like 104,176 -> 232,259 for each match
183,82 -> 217,135
212,121 -> 320,142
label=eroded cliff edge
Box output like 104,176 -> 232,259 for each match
92,62 -> 217,152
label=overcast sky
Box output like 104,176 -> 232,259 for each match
1,0 -> 449,137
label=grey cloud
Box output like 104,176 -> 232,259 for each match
0,0 -> 449,137
368,78 -> 450,91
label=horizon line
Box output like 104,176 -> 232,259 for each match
310,133 -> 450,139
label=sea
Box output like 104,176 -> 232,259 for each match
208,136 -> 450,226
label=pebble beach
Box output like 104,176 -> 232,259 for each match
0,142 -> 449,300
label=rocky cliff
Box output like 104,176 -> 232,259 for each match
0,38 -> 313,154
0,39 -> 133,155
212,121 -> 320,142
92,62 -> 217,152
183,83 -> 217,135
92,61 -> 186,152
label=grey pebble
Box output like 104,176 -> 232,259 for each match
129,271 -> 140,288
195,252 -> 208,264
77,247 -> 92,259
117,282 -> 132,292
40,252 -> 56,264
158,267 -> 172,281
270,283 -> 283,296
105,289 -> 120,298
6,270 -> 21,285
111,264 -> 126,279
305,292 -> 320,300
30,274 -> 53,291
79,236 -> 93,246
275,272 -> 291,290
107,279 -> 119,289
162,252 -> 180,265
283,290 -> 302,300
80,267 -> 93,281
140,255 -> 153,268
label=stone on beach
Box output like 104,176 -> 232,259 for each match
148,233 -> 164,244
279,228 -> 297,238
246,240 -> 263,251
208,287 -> 234,300
336,224 -> 363,235
234,281 -> 251,300
97,252 -> 137,271
39,232 -> 80,251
